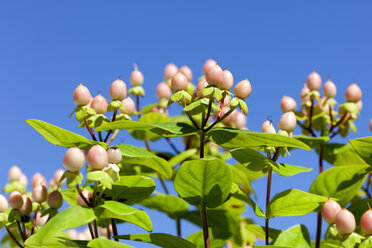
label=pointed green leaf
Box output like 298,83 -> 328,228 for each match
87,171 -> 113,189
116,233 -> 197,248
293,135 -> 329,148
87,238 -> 132,248
231,184 -> 264,217
129,112 -> 169,141
273,224 -> 311,248
349,137 -> 372,166
141,194 -> 189,218
321,143 -> 367,166
25,235 -> 87,248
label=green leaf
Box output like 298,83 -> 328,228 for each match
75,106 -> 87,121
207,128 -> 310,150
359,236 -> 372,248
174,158 -> 233,208
183,99 -> 207,115
129,112 -> 169,141
267,189 -> 329,217
87,238 -> 132,248
87,171 -> 113,189
141,194 -> 189,218
186,229 -> 226,248
60,170 -> 83,188
245,224 -> 282,242
321,143 -> 367,166
347,199 -> 372,233
25,235 -> 87,248
231,184 -> 265,217
169,148 -> 197,167
104,175 -> 155,204
309,165 -> 371,206
171,91 -> 183,102
294,135 -> 329,148
3,181 -> 25,194
231,165 -> 254,194
273,224 -> 311,248
349,137 -> 372,165
32,205 -> 96,242
273,163 -> 312,177
117,144 -> 172,179
116,233 -> 197,248
25,119 -> 100,150
96,201 -> 152,232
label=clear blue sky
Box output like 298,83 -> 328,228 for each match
1,1 -> 372,247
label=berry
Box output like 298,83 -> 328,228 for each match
0,195 -> 8,212
323,79 -> 337,98
356,100 -> 362,111
196,78 -> 209,98
203,59 -> 217,74
205,64 -> 224,87
171,72 -> 188,91
321,199 -> 341,224
369,119 -> 372,132
34,211 -> 48,227
156,82 -> 172,99
232,112 -> 247,129
164,63 -> 178,80
120,97 -> 135,115
130,69 -> 144,86
87,145 -> 108,170
261,120 -> 276,134
20,195 -> 32,216
345,83 -> 362,103
219,70 -> 234,90
77,189 -> 92,207
19,174 -> 28,187
73,84 -> 92,106
63,147 -> 85,172
306,72 -> 322,91
47,190 -> 63,209
8,191 -> 23,209
32,185 -> 47,203
107,147 -> 122,164
31,173 -> 47,188
300,87 -> 310,101
91,94 -> 108,114
361,209 -> 372,235
109,79 -> 127,100
8,165 -> 22,182
278,111 -> 297,133
280,96 -> 297,113
66,229 -> 79,240
180,65 -> 193,82
234,79 -> 252,99
53,169 -> 66,186
335,208 -> 356,234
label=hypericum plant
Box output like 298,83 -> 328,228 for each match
0,60 -> 371,248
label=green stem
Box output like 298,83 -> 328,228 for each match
16,220 -> 26,242
205,106 -> 237,133
6,227 -> 23,248
200,202 -> 210,248
176,218 -> 181,238
315,145 -> 324,248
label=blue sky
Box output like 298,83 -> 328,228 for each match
1,1 -> 372,247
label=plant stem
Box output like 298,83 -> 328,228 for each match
16,220 -> 26,242
111,218 -> 119,241
107,225 -> 111,240
308,97 -> 314,131
84,117 -> 97,141
315,145 -> 324,248
199,132 -> 205,158
200,202 -> 210,248
136,95 -> 141,118
166,137 -> 180,154
205,106 -> 237,133
202,97 -> 213,127
107,129 -> 119,146
88,223 -> 95,240
104,109 -> 118,142
75,184 -> 90,206
176,218 -> 181,238
6,227 -> 23,248
265,168 -> 273,245
297,120 -> 316,137
93,219 -> 99,238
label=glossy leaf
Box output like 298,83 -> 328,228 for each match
186,229 -> 226,248
129,112 -> 169,141
174,158 -> 233,208
321,143 -> 367,166
231,184 -> 265,217
60,189 -> 78,206
116,233 -> 197,248
309,165 -> 371,206
349,137 -> 372,165
273,224 -> 311,248
25,235 -> 87,248
267,189 -> 329,217
141,194 -> 189,218
294,135 -> 329,148
87,238 -> 132,248
245,224 -> 282,242
87,171 -> 113,189
95,201 -> 152,232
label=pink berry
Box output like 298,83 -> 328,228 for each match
19,174 -> 28,187
203,59 -> 217,74
196,78 -> 209,98
107,147 -> 122,164
369,119 -> 372,132
300,87 -> 310,101
47,190 -> 63,209
361,209 -> 372,235
91,94 -> 108,114
278,111 -> 297,133
8,191 -> 23,209
20,195 -> 32,216
171,72 -> 188,91
345,83 -> 362,103
130,69 -> 144,86
356,100 -> 362,111
31,173 -> 47,189
180,65 -> 193,82
156,82 -> 172,99
306,72 -> 322,91
205,64 -> 224,87
232,112 -> 247,129
221,107 -> 236,126
66,229 -> 79,240
219,70 -> 234,90
261,120 -> 276,134
234,79 -> 252,99
321,199 -> 341,224
0,195 -> 8,212
109,79 -> 127,100
87,145 -> 108,170
335,208 -> 356,234
73,84 -> 92,106
120,97 -> 135,115
323,80 -> 337,98
63,147 -> 85,172
32,185 -> 47,203
53,169 -> 66,186
280,96 -> 297,113
8,165 -> 22,182
34,211 -> 48,227
77,189 -> 92,207
164,63 -> 178,80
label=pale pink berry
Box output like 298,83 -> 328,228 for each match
335,208 -> 356,234
356,100 -> 362,111
66,229 -> 79,240
205,64 -> 224,87
8,191 -> 23,209
234,79 -> 252,99
32,185 -> 47,203
20,195 -> 32,216
19,174 -> 28,187
8,165 -> 22,182
180,65 -> 193,82
261,120 -> 276,134
99,225 -> 113,238
278,111 -> 297,133
63,147 -> 85,172
73,84 -> 92,106
219,70 -> 234,90
361,209 -> 372,235
221,107 -> 236,126
120,97 -> 135,115
156,82 -> 172,99
77,189 -> 92,207
222,94 -> 230,105
164,63 -> 178,80
196,78 -> 209,98
323,80 -> 337,98
345,83 -> 362,103
300,87 -> 310,101
109,79 -> 127,100
34,211 -> 48,227
306,72 -> 322,91
232,112 -> 247,129
280,96 -> 297,113
317,97 -> 330,115
321,200 -> 341,224
130,69 -> 144,86
87,145 -> 108,170
369,119 -> 372,132
91,94 -> 108,114
107,147 -> 122,164
31,173 -> 47,189
0,195 -> 8,212
54,169 -> 66,186
47,190 -> 63,209
171,72 -> 188,91
203,59 -> 217,74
